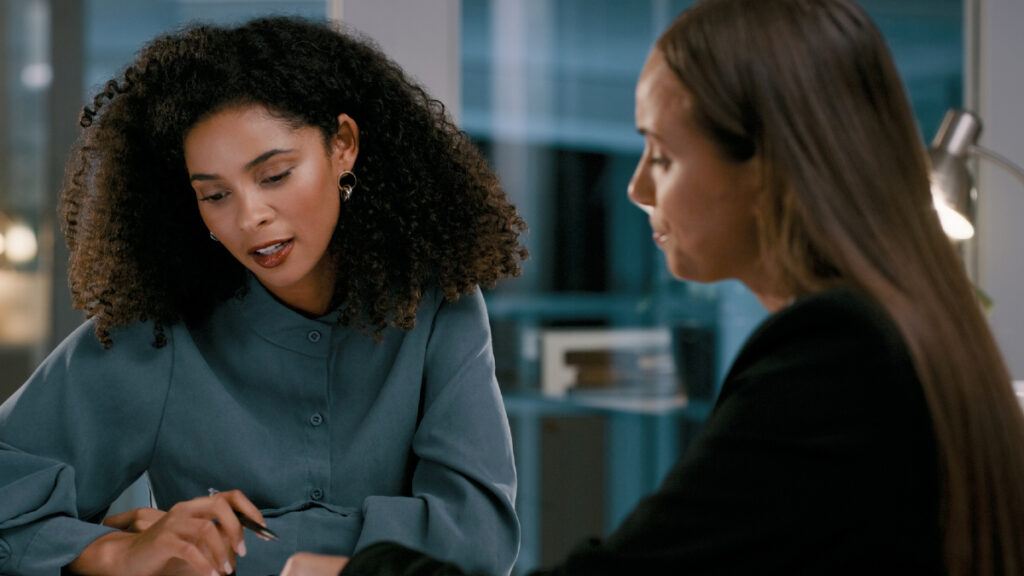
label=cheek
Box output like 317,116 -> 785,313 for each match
196,205 -> 213,227
658,173 -> 700,227
297,174 -> 342,229
317,177 -> 342,217
197,206 -> 241,246
196,205 -> 224,235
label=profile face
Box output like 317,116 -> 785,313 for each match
185,104 -> 357,313
628,49 -> 763,286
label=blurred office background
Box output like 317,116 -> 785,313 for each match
2,1 -> 1021,573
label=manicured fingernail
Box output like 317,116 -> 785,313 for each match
223,561 -> 232,574
237,540 -> 247,557
211,570 -> 219,576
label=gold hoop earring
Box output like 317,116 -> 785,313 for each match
338,170 -> 358,202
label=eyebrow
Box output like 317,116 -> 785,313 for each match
189,148 -> 293,182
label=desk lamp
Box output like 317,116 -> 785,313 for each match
928,108 -> 1024,240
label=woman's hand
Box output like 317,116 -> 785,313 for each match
67,489 -> 266,576
103,506 -> 166,533
280,552 -> 350,576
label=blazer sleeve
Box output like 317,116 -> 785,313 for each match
353,288 -> 521,576
0,320 -> 172,575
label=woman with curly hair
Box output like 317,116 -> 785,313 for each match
0,15 -> 526,576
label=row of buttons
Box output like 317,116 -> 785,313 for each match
309,407 -> 325,501
303,329 -> 325,504
303,363 -> 325,499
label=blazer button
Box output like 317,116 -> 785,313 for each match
307,330 -> 322,343
311,488 -> 323,501
309,412 -> 324,426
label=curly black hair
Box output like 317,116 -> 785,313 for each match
61,15 -> 528,348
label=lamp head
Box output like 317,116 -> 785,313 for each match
928,109 -> 981,240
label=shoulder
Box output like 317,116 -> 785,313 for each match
55,318 -> 169,358
418,285 -> 488,328
421,287 -> 493,362
36,318 -> 174,389
763,287 -> 902,343
730,288 -> 909,377
718,288 -> 922,426
3,319 -> 174,429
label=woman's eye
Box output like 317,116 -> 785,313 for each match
263,170 -> 292,185
199,191 -> 227,203
644,145 -> 670,168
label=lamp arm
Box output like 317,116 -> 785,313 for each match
969,144 -> 1024,189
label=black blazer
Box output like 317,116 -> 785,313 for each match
344,289 -> 943,575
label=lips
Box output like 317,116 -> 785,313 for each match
649,221 -> 670,248
249,238 -> 294,268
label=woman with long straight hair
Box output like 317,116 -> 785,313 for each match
653,0 -> 1024,573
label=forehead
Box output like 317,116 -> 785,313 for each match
188,104 -> 293,137
635,49 -> 692,129
184,105 -> 310,152
183,104 -> 320,175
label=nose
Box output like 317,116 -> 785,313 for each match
236,189 -> 274,231
627,160 -> 654,215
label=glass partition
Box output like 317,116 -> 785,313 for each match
84,0 -> 326,93
0,1 -> 327,402
1,0 -> 51,399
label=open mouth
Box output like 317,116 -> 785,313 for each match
250,238 -> 292,255
255,241 -> 289,256
249,239 -> 294,268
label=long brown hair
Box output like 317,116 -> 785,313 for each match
658,0 -> 1024,572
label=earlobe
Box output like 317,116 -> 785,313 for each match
334,113 -> 360,168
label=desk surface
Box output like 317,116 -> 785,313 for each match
501,388 -> 714,419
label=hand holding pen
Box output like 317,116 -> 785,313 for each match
208,487 -> 279,541
71,487 -> 273,576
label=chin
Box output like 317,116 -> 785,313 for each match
665,255 -> 712,284
252,267 -> 297,289
665,256 -> 693,282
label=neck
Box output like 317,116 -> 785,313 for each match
742,260 -> 794,314
753,291 -> 794,313
267,271 -> 337,318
